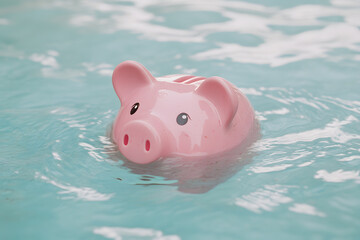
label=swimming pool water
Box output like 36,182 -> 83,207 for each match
1,0 -> 360,239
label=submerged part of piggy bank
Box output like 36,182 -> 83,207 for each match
112,60 -> 257,164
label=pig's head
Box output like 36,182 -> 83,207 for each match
112,61 -> 245,164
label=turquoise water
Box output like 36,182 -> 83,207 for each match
1,0 -> 360,239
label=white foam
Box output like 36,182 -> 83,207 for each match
0,18 -> 10,25
322,96 -> 360,114
62,0 -> 360,66
98,69 -> 113,76
251,149 -> 312,171
83,62 -> 113,72
47,50 -> 59,57
339,155 -> 360,162
52,152 -> 62,161
93,227 -> 181,240
331,0 -> 360,7
298,160 -> 314,167
235,185 -> 293,213
41,68 -> 86,79
28,51 -> 86,79
29,53 -> 59,68
239,88 -> 263,96
69,15 -> 95,26
82,62 -> 113,76
192,7 -> 360,66
289,203 -> 326,217
255,116 -> 360,151
251,164 -> 293,173
79,142 -> 104,162
50,107 -> 78,116
314,169 -> 360,183
262,108 -> 289,116
265,94 -> 327,109
257,107 -> 290,120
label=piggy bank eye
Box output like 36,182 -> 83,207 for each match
176,113 -> 189,125
130,103 -> 139,115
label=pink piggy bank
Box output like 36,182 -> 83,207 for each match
112,61 -> 257,164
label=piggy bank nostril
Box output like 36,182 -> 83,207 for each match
124,134 -> 129,146
145,140 -> 150,152
117,120 -> 164,164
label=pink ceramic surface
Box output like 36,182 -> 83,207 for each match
112,60 -> 257,164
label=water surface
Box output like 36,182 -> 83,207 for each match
1,0 -> 360,239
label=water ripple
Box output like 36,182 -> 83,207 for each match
235,185 -> 294,213
255,115 -> 359,151
35,172 -> 114,201
42,0 -> 360,66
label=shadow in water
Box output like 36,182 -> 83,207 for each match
106,123 -> 260,194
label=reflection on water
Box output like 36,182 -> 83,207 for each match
111,143 -> 257,194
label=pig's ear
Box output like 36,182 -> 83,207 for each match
112,61 -> 155,103
195,77 -> 238,127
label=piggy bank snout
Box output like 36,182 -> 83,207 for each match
119,120 -> 163,164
